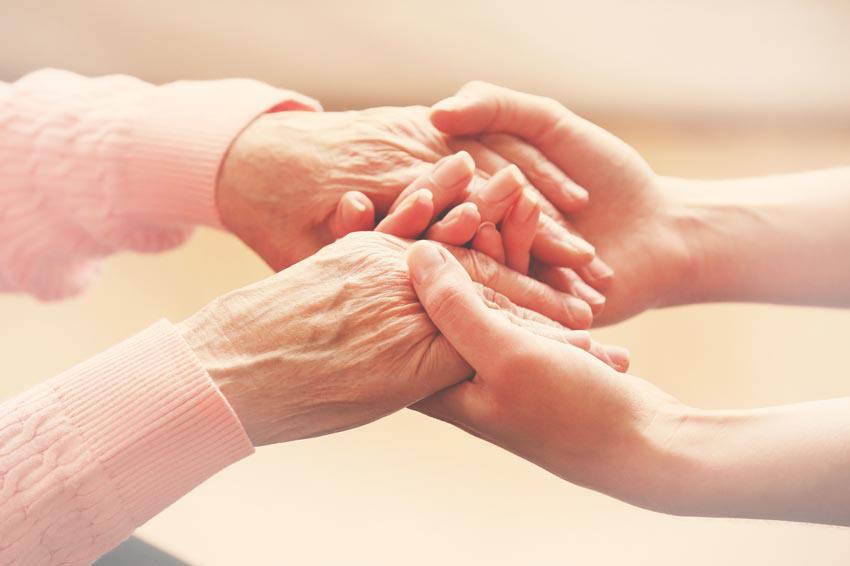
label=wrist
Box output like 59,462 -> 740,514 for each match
215,111 -> 337,261
122,80 -> 310,232
177,300 -> 262,445
657,175 -> 747,307
633,401 -> 735,517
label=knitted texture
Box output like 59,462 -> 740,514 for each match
0,69 -> 320,300
0,321 -> 254,566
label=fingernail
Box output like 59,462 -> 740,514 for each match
415,188 -> 433,206
431,151 -> 475,188
584,256 -> 614,281
346,192 -> 368,213
566,297 -> 593,329
574,237 -> 595,257
350,197 -> 367,213
573,280 -> 605,313
604,345 -> 630,372
477,221 -> 498,236
432,95 -> 469,113
480,165 -> 523,204
399,188 -> 432,212
442,202 -> 478,224
563,182 -> 589,203
407,242 -> 446,284
340,195 -> 366,228
511,189 -> 539,223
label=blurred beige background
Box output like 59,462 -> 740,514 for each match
3,1 -> 850,564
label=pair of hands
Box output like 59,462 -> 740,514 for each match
217,82 -> 693,326
185,81 -> 699,513
180,152 -> 628,446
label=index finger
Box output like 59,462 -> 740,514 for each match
444,244 -> 593,329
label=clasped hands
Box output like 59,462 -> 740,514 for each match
181,82 -> 697,513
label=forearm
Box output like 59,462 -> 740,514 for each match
0,69 -> 318,300
665,167 -> 850,307
0,321 -> 252,565
651,398 -> 850,525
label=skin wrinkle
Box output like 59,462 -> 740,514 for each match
183,231 -> 590,447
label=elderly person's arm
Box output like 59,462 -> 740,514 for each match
408,241 -> 850,526
428,81 -> 850,324
1,220 -> 610,565
1,71 -> 601,312
0,69 -> 319,300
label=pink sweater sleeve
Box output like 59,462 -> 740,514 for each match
0,69 -> 321,300
0,321 -> 254,565
0,70 -> 322,564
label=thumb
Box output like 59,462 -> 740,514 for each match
406,241 -> 519,375
329,191 -> 375,239
430,81 -> 563,142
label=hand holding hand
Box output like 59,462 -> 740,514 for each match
181,153 -> 617,446
430,82 -> 694,324
215,106 -> 600,278
407,240 -> 679,510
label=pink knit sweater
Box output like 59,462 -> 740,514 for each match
0,69 -> 320,565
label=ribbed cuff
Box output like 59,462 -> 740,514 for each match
121,80 -> 321,229
49,320 -> 254,526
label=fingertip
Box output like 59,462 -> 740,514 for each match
472,221 -> 506,264
333,191 -> 375,237
566,330 -> 592,351
430,96 -> 469,132
428,202 -> 481,245
457,150 -> 476,172
579,257 -> 615,290
569,184 -> 590,208
430,95 -> 483,135
564,296 -> 593,329
462,201 -> 481,223
406,240 -> 449,286
377,188 -> 435,237
417,188 -> 434,206
431,152 -> 476,191
604,345 -> 631,373
510,188 -> 541,225
572,280 -> 606,316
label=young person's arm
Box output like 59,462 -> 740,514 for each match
408,240 -> 850,526
430,81 -> 850,322
666,168 -> 850,307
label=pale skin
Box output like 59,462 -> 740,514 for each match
403,81 -> 850,526
215,105 -> 610,314
182,159 -> 627,446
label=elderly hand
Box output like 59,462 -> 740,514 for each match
430,82 -> 695,324
334,156 -> 606,317
215,106 -> 599,276
177,226 -> 604,446
406,241 -> 684,513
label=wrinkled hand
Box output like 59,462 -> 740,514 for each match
407,241 -> 682,510
178,227 -> 604,446
430,82 -> 694,324
215,106 -> 598,276
334,152 -> 606,318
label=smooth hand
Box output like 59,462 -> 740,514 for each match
406,240 -> 684,510
431,82 -> 695,324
